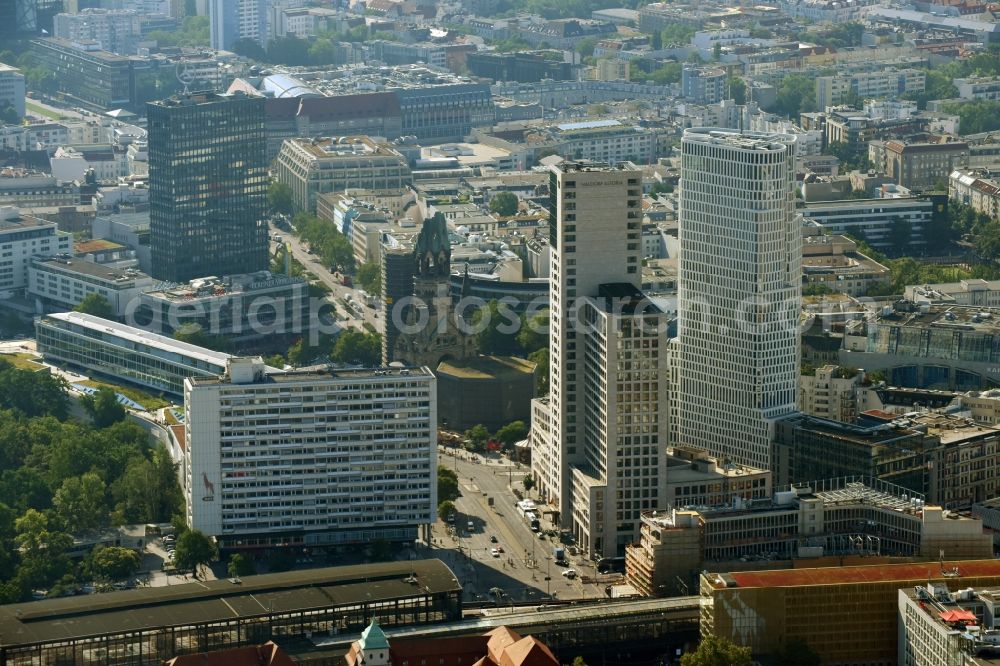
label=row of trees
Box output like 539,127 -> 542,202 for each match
436,466 -> 461,523
294,213 -> 356,274
268,328 -> 382,369
941,99 -> 1000,135
231,27 -> 394,67
462,420 -> 529,453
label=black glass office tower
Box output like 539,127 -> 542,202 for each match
148,92 -> 268,282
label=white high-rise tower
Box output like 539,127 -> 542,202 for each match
209,0 -> 267,51
528,161 -> 668,558
677,128 -> 801,470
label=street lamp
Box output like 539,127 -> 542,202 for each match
546,558 -> 551,599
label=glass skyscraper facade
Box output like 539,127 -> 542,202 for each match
148,91 -> 269,283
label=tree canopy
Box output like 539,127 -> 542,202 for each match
295,213 -> 356,273
767,74 -> 817,119
331,329 -> 381,366
680,636 -> 753,666
438,500 -> 456,522
173,529 -> 217,579
0,357 -> 68,420
472,300 -> 523,355
489,192 -> 520,217
495,421 -> 528,447
172,324 -> 230,353
146,15 -> 209,48
0,363 -> 182,601
268,181 -> 294,216
438,466 -> 461,503
357,262 -> 381,294
464,424 -> 490,450
88,546 -> 140,584
74,293 -> 115,319
81,386 -> 127,428
227,553 -> 255,579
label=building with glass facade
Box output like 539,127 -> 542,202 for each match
35,311 -> 230,396
0,560 -> 462,666
678,128 -> 801,471
148,92 -> 268,283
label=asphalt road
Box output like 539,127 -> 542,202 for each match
432,448 -> 604,603
269,224 -> 380,334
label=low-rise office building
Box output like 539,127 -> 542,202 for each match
185,358 -> 436,549
801,228 -> 890,296
883,138 -> 969,191
628,479 -> 993,600
29,37 -> 132,111
840,302 -> 1000,390
799,364 -> 862,422
800,196 -> 940,252
0,207 -> 73,298
702,559 -> 1000,665
663,446 -> 772,509
956,76 -> 1000,101
135,272 -> 308,344
50,144 -> 128,183
36,311 -> 231,396
28,257 -> 152,317
772,413 -> 930,491
273,136 -> 412,213
907,278 -> 1000,308
815,69 -> 926,109
775,410 -> 1000,508
0,176 -> 86,209
53,8 -> 143,54
0,62 -> 26,118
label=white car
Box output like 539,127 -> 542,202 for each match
561,568 -> 577,579
491,548 -> 500,558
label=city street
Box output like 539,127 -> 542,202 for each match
269,225 -> 380,333
429,447 -> 609,604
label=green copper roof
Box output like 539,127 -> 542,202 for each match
359,620 -> 390,650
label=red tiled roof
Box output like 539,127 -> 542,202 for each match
861,409 -> 897,422
727,560 -> 1000,589
486,626 -> 522,661
499,637 -> 560,666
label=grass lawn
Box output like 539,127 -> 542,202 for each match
79,379 -> 173,411
0,352 -> 46,371
25,101 -> 65,120
164,409 -> 179,426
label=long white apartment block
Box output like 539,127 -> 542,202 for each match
185,358 -> 436,550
